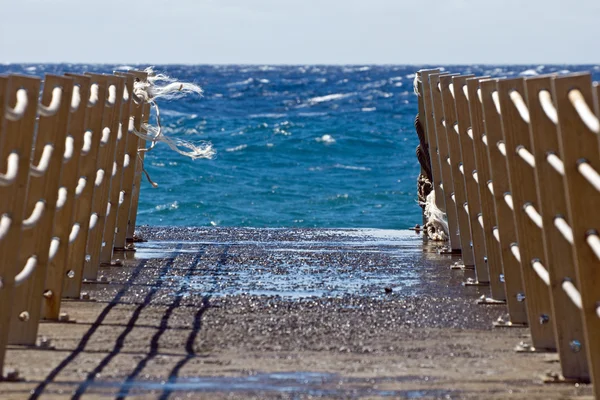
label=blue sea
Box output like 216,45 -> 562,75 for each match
2,64 -> 599,228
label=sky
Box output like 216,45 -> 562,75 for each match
1,0 -> 599,64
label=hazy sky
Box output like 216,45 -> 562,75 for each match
1,0 -> 599,64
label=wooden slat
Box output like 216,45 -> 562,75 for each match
497,77 -> 555,350
525,75 -> 589,379
480,79 -> 528,325
428,73 -> 462,252
465,77 -> 506,300
553,73 -> 600,396
439,74 -> 476,268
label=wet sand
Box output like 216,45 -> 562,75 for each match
0,227 -> 593,399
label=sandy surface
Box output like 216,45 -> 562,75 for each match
0,227 -> 593,399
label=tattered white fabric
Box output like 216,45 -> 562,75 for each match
423,191 -> 449,241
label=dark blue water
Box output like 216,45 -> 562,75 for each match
2,64 -> 599,228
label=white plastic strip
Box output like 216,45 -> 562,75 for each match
478,215 -> 484,229
511,244 -> 521,263
123,154 -> 131,168
587,233 -> 600,261
578,162 -> 600,192
5,89 -> 28,121
107,85 -> 117,106
524,204 -> 543,229
88,84 -> 99,106
441,119 -> 446,128
446,157 -> 451,166
0,214 -> 11,241
554,217 -> 574,244
491,91 -> 501,114
112,161 -> 118,177
497,141 -> 507,157
597,305 -> 600,319
562,280 -> 583,310
48,237 -> 60,262
477,88 -> 482,103
56,187 -> 68,210
117,123 -> 123,141
100,127 -> 111,146
547,153 -> 565,176
22,201 -> 45,229
123,85 -> 130,101
462,85 -> 469,101
451,193 -> 456,203
504,193 -> 514,211
449,83 -> 455,98
517,147 -> 536,168
482,134 -> 488,146
463,203 -> 469,215
14,256 -> 37,286
538,90 -> 558,124
63,136 -> 74,162
568,89 -> 600,134
466,128 -> 473,140
69,223 -> 80,243
459,164 -> 464,175
95,169 -> 105,187
473,171 -> 479,183
453,124 -> 459,135
509,90 -> 530,123
493,227 -> 500,242
30,144 -> 54,177
81,131 -> 93,155
532,261 -> 550,286
38,87 -> 63,117
89,213 -> 98,230
487,181 -> 494,196
75,177 -> 86,198
106,201 -> 112,216
0,153 -> 19,186
70,85 -> 81,112
118,190 -> 126,206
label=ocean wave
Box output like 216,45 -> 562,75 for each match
155,201 -> 179,211
249,113 -> 287,119
519,69 -> 538,76
333,164 -> 371,171
361,107 -> 376,112
308,93 -> 355,104
316,134 -> 335,144
226,144 -> 248,152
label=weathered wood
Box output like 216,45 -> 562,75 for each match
479,79 -> 528,325
496,78 -> 555,350
552,73 -> 600,396
525,75 -> 589,379
465,78 -> 506,300
9,76 -> 74,345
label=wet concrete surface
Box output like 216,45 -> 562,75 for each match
1,227 -> 593,399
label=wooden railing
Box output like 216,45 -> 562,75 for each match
416,69 -> 600,396
0,70 -> 151,378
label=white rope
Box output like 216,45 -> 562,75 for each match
517,146 -> 536,168
0,214 -> 11,241
562,280 -> 583,310
497,141 -> 507,157
48,237 -> 60,262
473,171 -> 479,183
491,91 -> 501,114
81,130 -> 93,155
568,89 -> 600,134
538,90 -> 558,124
94,169 -> 105,187
70,85 -> 81,112
38,87 -> 63,117
510,244 -> 521,263
554,216 -> 574,244
0,153 -> 19,186
587,233 -> 600,261
478,214 -> 484,229
14,256 -> 37,287
56,187 -> 68,210
22,201 -> 45,229
100,127 -> 111,146
63,136 -> 74,162
5,89 -> 28,121
509,90 -> 530,123
532,260 -> 550,286
30,144 -> 54,177
467,128 -> 473,140
75,177 -> 86,198
504,193 -> 514,211
88,84 -> 99,106
69,223 -> 80,243
487,181 -> 494,196
524,204 -> 543,229
578,162 -> 600,192
493,227 -> 500,242
482,134 -> 488,146
547,153 -> 565,175
89,213 -> 98,230
462,85 -> 469,101
107,85 -> 117,106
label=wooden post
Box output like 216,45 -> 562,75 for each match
62,76 -> 108,298
9,76 -> 74,345
100,74 -> 134,264
496,78 -> 555,351
83,74 -> 125,280
113,72 -> 145,250
479,79 -> 528,325
428,73 -> 462,252
439,74 -> 476,269
0,75 -> 41,369
42,75 -> 91,320
465,77 -> 507,301
525,75 -> 589,379
552,73 -> 600,397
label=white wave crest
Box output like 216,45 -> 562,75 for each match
226,144 -> 248,152
316,134 -> 335,144
308,93 -> 355,105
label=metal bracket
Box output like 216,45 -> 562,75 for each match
476,295 -> 506,305
493,315 -> 528,328
463,278 -> 490,287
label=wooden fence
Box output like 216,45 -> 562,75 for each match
0,70 -> 152,379
416,69 -> 600,396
